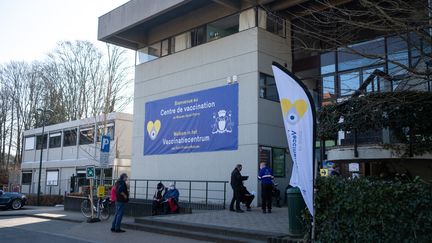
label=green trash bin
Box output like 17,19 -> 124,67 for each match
287,187 -> 306,237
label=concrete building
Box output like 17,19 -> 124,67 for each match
99,1 -> 296,205
21,112 -> 133,195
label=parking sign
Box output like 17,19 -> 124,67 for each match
100,135 -> 111,168
101,135 -> 111,152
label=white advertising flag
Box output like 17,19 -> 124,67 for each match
272,62 -> 316,216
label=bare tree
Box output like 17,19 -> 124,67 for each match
288,0 -> 431,92
0,40 -> 132,182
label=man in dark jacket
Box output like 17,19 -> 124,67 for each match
230,164 -> 248,213
111,173 -> 129,233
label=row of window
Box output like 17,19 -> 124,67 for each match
21,168 -> 113,185
25,124 -> 114,151
136,8 -> 287,65
295,32 -> 431,104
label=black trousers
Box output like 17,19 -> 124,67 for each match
230,187 -> 242,210
261,184 -> 273,211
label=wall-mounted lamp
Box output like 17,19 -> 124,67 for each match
226,75 -> 238,84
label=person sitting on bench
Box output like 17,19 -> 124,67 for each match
163,183 -> 180,214
152,182 -> 166,215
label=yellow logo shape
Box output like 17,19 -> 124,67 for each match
147,120 -> 161,140
281,99 -> 308,125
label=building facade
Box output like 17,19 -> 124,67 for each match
21,112 -> 133,195
98,0 -> 432,204
99,1 -> 298,204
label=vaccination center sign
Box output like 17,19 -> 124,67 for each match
144,84 -> 238,155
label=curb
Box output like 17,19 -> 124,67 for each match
29,214 -> 84,223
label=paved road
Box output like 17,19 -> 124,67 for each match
0,215 -> 212,243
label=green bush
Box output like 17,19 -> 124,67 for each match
308,177 -> 432,242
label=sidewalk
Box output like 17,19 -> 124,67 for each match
0,205 -> 294,242
146,207 -> 289,235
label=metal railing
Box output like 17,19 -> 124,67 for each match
10,178 -> 229,209
95,179 -> 229,209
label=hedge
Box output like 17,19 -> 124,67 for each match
306,177 -> 432,242
25,194 -> 64,206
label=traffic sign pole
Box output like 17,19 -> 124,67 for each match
97,135 -> 110,219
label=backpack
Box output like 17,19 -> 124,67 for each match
110,184 -> 117,202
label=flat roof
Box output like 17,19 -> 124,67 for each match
24,112 -> 133,136
98,0 -> 214,49
98,0 -> 314,50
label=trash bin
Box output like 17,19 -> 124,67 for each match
287,187 -> 306,237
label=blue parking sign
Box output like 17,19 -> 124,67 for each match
101,135 -> 111,152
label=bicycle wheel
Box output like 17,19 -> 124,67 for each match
100,203 -> 110,220
81,199 -> 92,218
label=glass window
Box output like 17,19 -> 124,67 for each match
136,44 -> 160,65
49,132 -> 61,148
63,129 -> 77,147
97,123 -> 115,142
338,38 -> 385,72
22,172 -> 32,184
191,26 -> 206,47
339,72 -> 360,96
161,39 -> 170,56
79,127 -> 94,145
46,170 -> 59,186
207,14 -> 239,42
174,32 -> 191,52
322,75 -> 335,98
36,134 -> 48,150
409,32 -> 422,67
24,136 -> 35,150
259,73 -> 279,102
266,14 -> 285,37
387,35 -> 409,77
362,67 -> 384,93
148,42 -> 161,58
239,8 -> 256,31
259,146 -> 272,168
320,52 -> 336,75
272,148 -> 285,177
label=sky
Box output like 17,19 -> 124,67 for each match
0,0 -> 130,63
0,0 -> 134,113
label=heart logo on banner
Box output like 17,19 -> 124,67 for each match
147,120 -> 161,140
281,99 -> 308,125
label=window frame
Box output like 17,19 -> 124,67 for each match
24,136 -> 35,151
259,72 -> 279,102
21,171 -> 32,185
36,134 -> 48,150
79,127 -> 95,145
63,128 -> 77,147
46,170 -> 59,186
49,132 -> 62,149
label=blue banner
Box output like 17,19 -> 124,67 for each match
144,84 -> 238,155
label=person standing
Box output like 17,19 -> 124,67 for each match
111,173 -> 129,233
230,164 -> 248,213
258,162 -> 274,213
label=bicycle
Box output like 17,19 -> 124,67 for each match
81,196 -> 111,220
